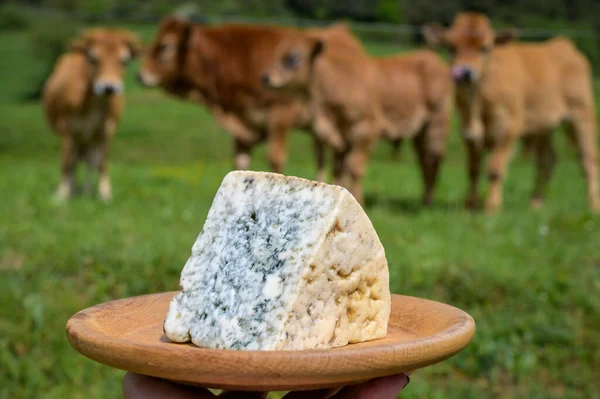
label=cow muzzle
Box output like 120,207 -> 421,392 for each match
261,72 -> 286,89
136,71 -> 159,87
94,79 -> 123,96
452,65 -> 477,85
261,73 -> 271,87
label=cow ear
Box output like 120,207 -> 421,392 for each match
68,38 -> 87,53
120,31 -> 143,58
160,16 -> 183,29
422,22 -> 446,48
70,29 -> 99,53
310,39 -> 324,63
495,29 -> 515,46
181,20 -> 192,41
176,19 -> 193,56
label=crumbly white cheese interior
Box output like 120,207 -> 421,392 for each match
164,171 -> 390,350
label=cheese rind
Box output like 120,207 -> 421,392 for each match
164,171 -> 390,350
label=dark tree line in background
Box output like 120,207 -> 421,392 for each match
2,0 -> 600,101
5,0 -> 600,27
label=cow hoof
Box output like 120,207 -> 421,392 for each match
52,194 -> 69,205
591,199 -> 600,214
485,201 -> 501,214
99,178 -> 112,203
235,153 -> 251,170
99,192 -> 113,203
422,196 -> 433,207
99,187 -> 113,203
315,171 -> 327,183
530,198 -> 544,210
465,197 -> 479,210
53,186 -> 71,204
329,137 -> 346,153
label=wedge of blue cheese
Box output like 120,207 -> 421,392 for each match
164,171 -> 390,350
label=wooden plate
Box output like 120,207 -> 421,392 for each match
66,291 -> 475,391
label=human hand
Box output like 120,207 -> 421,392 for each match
123,371 -> 411,399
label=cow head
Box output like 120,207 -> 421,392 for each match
261,32 -> 324,93
137,17 -> 192,88
70,29 -> 141,96
423,12 -> 514,86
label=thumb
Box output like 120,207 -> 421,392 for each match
219,391 -> 268,399
122,372 -> 216,399
334,373 -> 411,399
283,387 -> 342,399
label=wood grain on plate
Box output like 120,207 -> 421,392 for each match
66,292 -> 475,391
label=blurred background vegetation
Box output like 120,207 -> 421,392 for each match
2,0 -> 600,100
2,0 -> 599,24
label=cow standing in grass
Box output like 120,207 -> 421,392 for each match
263,25 -> 453,205
372,51 -> 453,206
424,12 -> 599,213
137,18 -> 327,180
43,29 -> 141,202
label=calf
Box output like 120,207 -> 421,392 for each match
373,50 -> 453,206
263,25 -> 453,205
137,18 -> 325,179
43,29 -> 141,201
424,12 -> 599,212
264,25 -> 382,204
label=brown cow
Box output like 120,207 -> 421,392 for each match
263,25 -> 453,205
373,51 -> 453,206
137,18 -> 326,180
424,12 -> 599,213
43,29 -> 141,202
263,25 -> 379,204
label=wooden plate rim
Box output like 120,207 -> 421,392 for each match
66,291 -> 475,390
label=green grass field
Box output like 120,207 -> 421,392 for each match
1,26 -> 599,399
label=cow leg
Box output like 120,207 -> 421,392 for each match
234,139 -> 252,170
345,136 -> 376,205
568,111 -> 600,212
84,143 -> 103,197
95,142 -> 112,202
267,124 -> 290,174
485,134 -> 517,213
213,107 -> 260,171
313,137 -> 327,182
333,149 -> 347,187
413,134 -> 444,207
519,135 -> 536,159
313,112 -> 346,153
417,103 -> 450,207
55,135 -> 77,202
412,132 -> 429,204
213,107 -> 259,145
390,139 -> 404,161
563,122 -> 578,153
83,146 -> 95,196
96,120 -> 118,202
465,138 -> 483,209
530,134 -> 557,209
